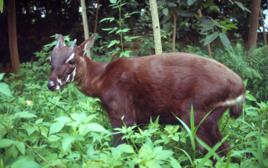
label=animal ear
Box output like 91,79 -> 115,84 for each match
79,34 -> 97,57
55,34 -> 66,48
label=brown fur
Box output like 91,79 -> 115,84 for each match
48,37 -> 245,155
73,52 -> 245,154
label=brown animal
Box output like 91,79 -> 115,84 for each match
48,34 -> 245,155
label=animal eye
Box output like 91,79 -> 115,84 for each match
68,59 -> 75,65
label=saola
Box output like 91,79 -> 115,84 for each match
48,34 -> 245,155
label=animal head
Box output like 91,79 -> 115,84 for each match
47,34 -> 96,91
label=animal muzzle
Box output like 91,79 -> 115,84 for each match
47,68 -> 76,91
47,80 -> 61,91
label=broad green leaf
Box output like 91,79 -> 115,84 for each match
219,33 -> 232,51
0,139 -> 14,148
15,142 -> 25,155
0,0 -> 3,13
0,82 -> 12,97
187,0 -> 196,6
202,32 -> 219,46
14,111 -> 37,119
116,144 -> 134,154
48,135 -> 61,142
0,73 -> 4,80
56,116 -> 71,124
11,157 -> 40,168
170,157 -> 182,168
87,123 -> 109,133
62,136 -> 76,153
246,93 -> 256,101
49,121 -> 65,135
107,40 -> 120,48
109,0 -> 117,4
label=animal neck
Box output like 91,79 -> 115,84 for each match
74,56 -> 107,96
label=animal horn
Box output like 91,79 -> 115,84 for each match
55,34 -> 66,48
71,39 -> 77,49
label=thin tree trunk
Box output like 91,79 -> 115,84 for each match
261,12 -> 267,45
198,9 -> 212,57
149,0 -> 162,54
80,0 -> 89,39
172,12 -> 177,52
246,0 -> 261,52
8,0 -> 20,72
94,0 -> 99,34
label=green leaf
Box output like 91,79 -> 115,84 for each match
0,139 -> 14,148
99,17 -> 115,23
49,121 -> 65,135
219,33 -> 232,51
202,32 -> 219,46
187,0 -> 196,6
234,1 -> 250,12
246,93 -> 256,102
170,157 -> 182,168
0,82 -> 13,97
14,111 -> 37,119
116,144 -> 134,154
87,123 -> 109,133
11,157 -> 40,168
0,73 -> 4,80
15,142 -> 25,155
62,136 -> 76,153
163,8 -> 169,16
107,40 -> 120,48
109,0 -> 117,4
0,0 -> 3,13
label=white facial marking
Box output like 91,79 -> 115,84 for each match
49,80 -> 55,86
57,78 -> 62,86
71,67 -> 76,81
66,74 -> 70,82
55,85 -> 60,90
65,53 -> 75,63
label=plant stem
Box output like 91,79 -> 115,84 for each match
118,1 -> 124,53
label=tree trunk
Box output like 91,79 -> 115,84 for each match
80,0 -> 89,39
246,0 -> 261,52
149,0 -> 162,54
8,0 -> 20,72
172,12 -> 177,52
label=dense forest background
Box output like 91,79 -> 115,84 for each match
0,0 -> 268,167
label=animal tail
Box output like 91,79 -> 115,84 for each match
216,94 -> 245,118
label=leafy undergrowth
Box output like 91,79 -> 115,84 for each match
0,57 -> 268,168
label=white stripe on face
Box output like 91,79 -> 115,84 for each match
57,78 -> 62,86
65,53 -> 75,63
55,85 -> 60,90
71,67 -> 76,81
66,74 -> 70,82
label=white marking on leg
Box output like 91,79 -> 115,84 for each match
216,94 -> 245,107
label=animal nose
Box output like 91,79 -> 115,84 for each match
47,81 -> 56,90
